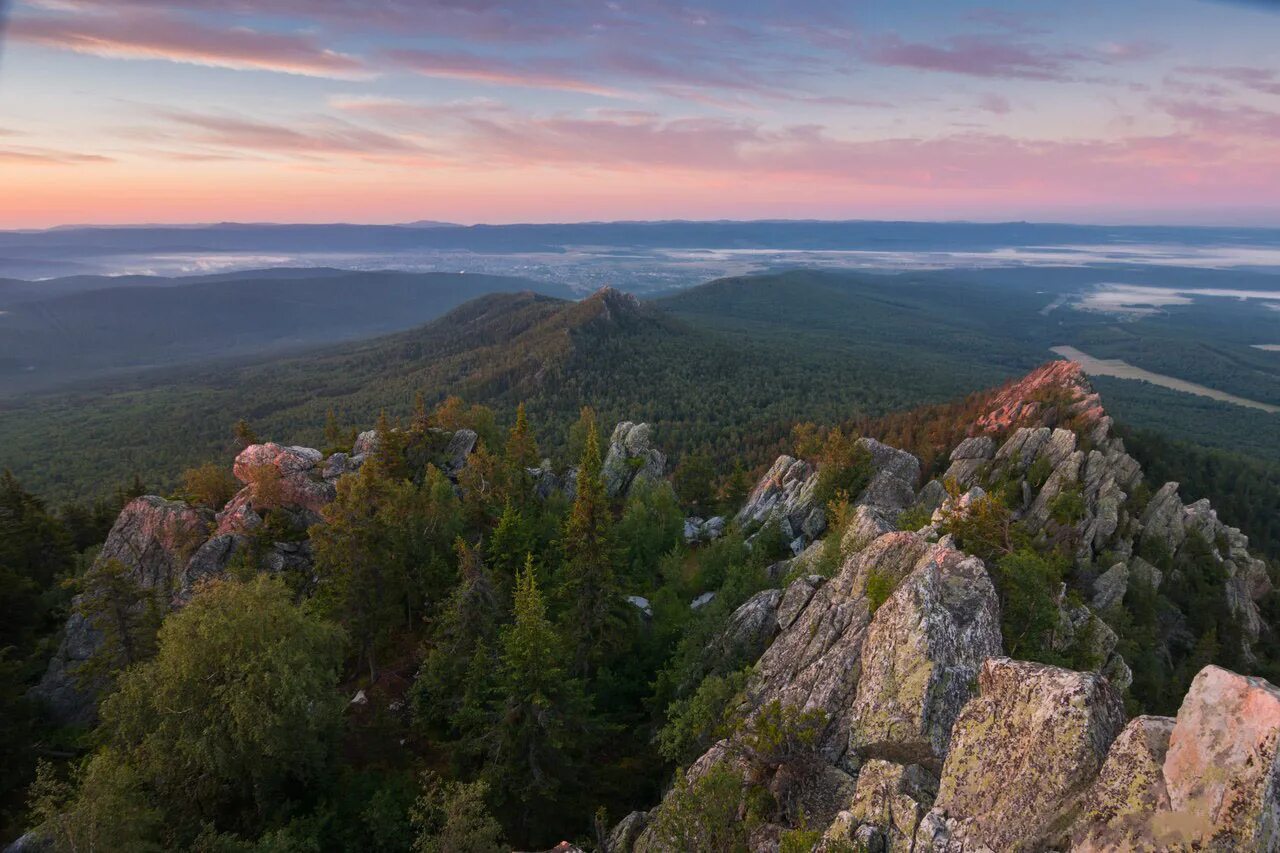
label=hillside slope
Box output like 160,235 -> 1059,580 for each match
0,269 -> 568,394
0,278 -> 1032,503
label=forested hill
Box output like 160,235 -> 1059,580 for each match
0,269 -> 570,394
0,277 -> 1034,504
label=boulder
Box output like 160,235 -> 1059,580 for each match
841,505 -> 895,554
684,516 -> 726,544
736,455 -> 821,540
846,760 -> 938,852
854,438 -> 921,518
1070,715 -> 1175,852
1161,665 -> 1280,850
1140,481 -> 1185,557
1091,562 -> 1128,613
602,422 -> 666,499
849,547 -> 1002,771
606,811 -> 649,852
442,428 -> 478,476
918,658 -> 1125,851
232,442 -> 335,517
747,533 -> 931,764
704,588 -> 783,670
33,496 -> 213,725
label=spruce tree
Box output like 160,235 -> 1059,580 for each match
558,411 -> 622,676
504,403 -> 539,471
486,558 -> 588,840
413,538 -> 500,733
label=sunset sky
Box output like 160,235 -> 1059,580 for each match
1,0 -> 1278,228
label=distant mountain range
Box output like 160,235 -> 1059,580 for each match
4,219 -> 1279,260
0,269 -> 571,394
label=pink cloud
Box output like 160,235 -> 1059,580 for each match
7,12 -> 371,78
154,110 -> 428,159
1160,99 -> 1280,138
977,94 -> 1012,114
0,146 -> 114,165
861,34 -> 1071,80
383,49 -> 627,97
1178,65 -> 1280,96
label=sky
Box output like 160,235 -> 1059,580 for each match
0,0 -> 1279,228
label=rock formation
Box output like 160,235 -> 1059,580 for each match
611,361 -> 1280,853
602,422 -> 666,499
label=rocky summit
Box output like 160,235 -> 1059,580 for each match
15,361 -> 1280,853
611,361 -> 1280,852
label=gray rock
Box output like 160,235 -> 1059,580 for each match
442,428 -> 478,476
1091,562 -> 1129,613
352,429 -> 379,457
706,588 -> 784,668
950,436 -> 995,462
606,811 -> 649,853
842,505 -> 895,554
602,422 -> 666,499
747,532 -> 932,764
846,760 -> 938,852
920,658 -> 1125,852
736,455 -> 820,536
1140,481 -> 1185,556
1070,715 -> 1174,852
777,575 -> 825,631
34,496 -> 213,725
850,546 -> 1002,771
855,438 -> 921,518
690,591 -> 716,611
625,595 -> 653,618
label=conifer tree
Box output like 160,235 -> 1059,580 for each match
488,500 -> 536,591
413,538 -> 500,732
504,403 -> 540,471
486,558 -> 589,839
558,410 -> 622,675
323,408 -> 345,450
371,409 -> 408,480
233,418 -> 259,449
74,559 -> 162,689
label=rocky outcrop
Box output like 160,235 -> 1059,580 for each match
1162,666 -> 1280,849
736,455 -> 823,549
1070,715 -> 1174,852
602,422 -> 666,499
33,496 -> 213,725
915,658 -> 1125,852
975,360 -> 1107,437
849,547 -> 1002,771
228,442 -> 335,523
738,439 -> 920,556
844,760 -> 937,851
683,516 -> 726,544
746,532 -> 931,763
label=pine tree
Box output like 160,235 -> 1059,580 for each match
488,500 -> 536,592
558,411 -> 622,676
504,403 -> 539,471
413,538 -> 500,733
412,391 -> 431,433
233,418 -> 259,449
371,409 -> 408,480
74,559 -> 162,690
486,558 -> 589,840
324,409 -> 345,450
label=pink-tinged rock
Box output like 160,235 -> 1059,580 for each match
975,360 -> 1106,435
1161,665 -> 1280,850
232,442 -> 334,515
